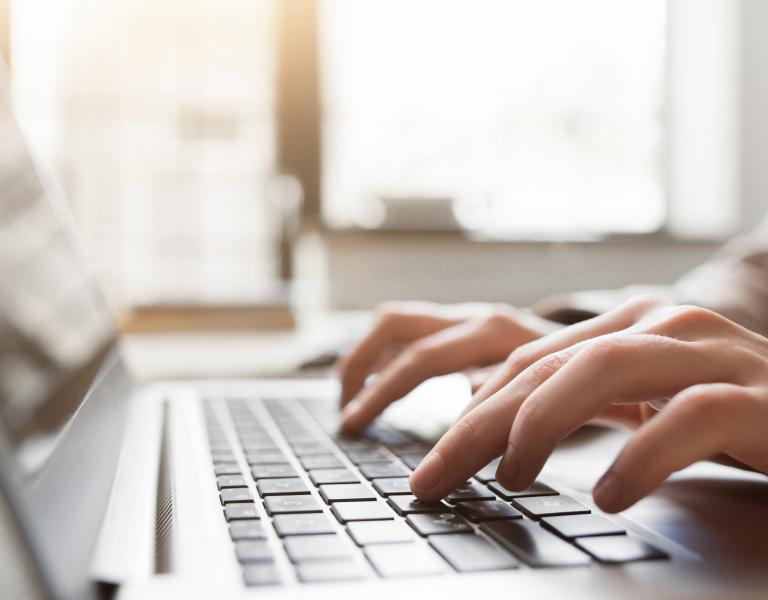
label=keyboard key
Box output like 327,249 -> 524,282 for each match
209,441 -> 232,451
241,441 -> 280,452
345,448 -> 392,464
456,500 -> 522,522
542,514 -> 625,539
445,481 -> 495,503
430,533 -> 518,572
399,452 -> 428,470
214,462 -> 241,476
250,464 -> 297,479
347,520 -> 415,545
296,559 -> 365,582
291,442 -> 331,456
235,540 -> 273,563
309,468 -> 360,485
273,513 -> 336,536
210,450 -> 236,463
230,520 -> 266,540
407,512 -> 471,536
300,454 -> 345,470
224,503 -> 260,521
332,501 -> 394,523
336,437 -> 379,451
256,478 -> 310,496
319,484 -> 376,503
220,489 -> 253,504
372,478 -> 412,496
575,536 -> 668,563
242,563 -> 281,586
360,462 -> 410,480
246,450 -> 287,465
481,520 -> 591,567
487,480 -> 558,499
474,458 -> 500,482
513,495 -> 590,519
283,534 -> 352,562
264,495 -> 322,515
388,495 -> 448,515
365,543 -> 448,577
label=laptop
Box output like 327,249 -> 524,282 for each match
1,68 -> 767,600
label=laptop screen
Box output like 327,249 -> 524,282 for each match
0,90 -> 116,478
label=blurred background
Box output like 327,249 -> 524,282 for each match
1,0 -> 766,317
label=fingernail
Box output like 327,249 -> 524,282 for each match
340,400 -> 361,429
594,471 -> 623,512
498,447 -> 519,485
410,452 -> 443,497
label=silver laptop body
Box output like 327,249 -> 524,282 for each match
1,65 -> 767,600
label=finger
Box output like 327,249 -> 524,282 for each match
462,295 -> 663,418
499,334 -> 734,491
339,309 -> 460,406
341,317 -> 524,432
593,383 -> 759,512
409,345 -> 581,500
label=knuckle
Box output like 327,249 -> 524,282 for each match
664,305 -> 728,330
673,386 -> 729,423
624,294 -> 667,317
505,345 -> 535,372
407,340 -> 437,364
580,337 -> 627,368
452,413 -> 483,444
529,351 -> 570,381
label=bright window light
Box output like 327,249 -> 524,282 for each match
321,0 -> 667,236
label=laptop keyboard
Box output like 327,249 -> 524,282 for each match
201,396 -> 668,586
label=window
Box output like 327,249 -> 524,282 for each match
321,0 -> 667,236
11,0 -> 277,305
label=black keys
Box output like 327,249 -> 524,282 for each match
359,462 -> 409,480
242,563 -> 281,586
220,488 -> 253,504
309,468 -> 360,485
445,481 -> 495,503
250,464 -> 298,480
264,495 -> 322,515
542,514 -> 625,539
372,478 -> 412,496
332,502 -> 394,523
512,495 -> 590,519
210,450 -> 236,463
481,520 -> 591,567
474,458 -> 500,483
245,450 -> 287,465
319,483 -> 376,503
388,495 -> 448,515
290,441 -> 331,456
214,463 -> 241,476
216,475 -> 245,490
455,500 -> 522,522
430,533 -> 518,572
256,478 -> 310,496
283,534 -> 352,562
407,512 -> 472,536
230,520 -> 266,540
347,520 -> 414,545
488,480 -> 558,499
224,503 -> 260,521
345,448 -> 392,464
235,540 -> 273,563
575,536 -> 668,563
300,454 -> 344,470
364,543 -> 448,577
399,453 -> 427,470
273,513 -> 336,536
296,560 -> 364,582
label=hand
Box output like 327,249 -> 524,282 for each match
410,298 -> 768,514
338,301 -> 562,432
